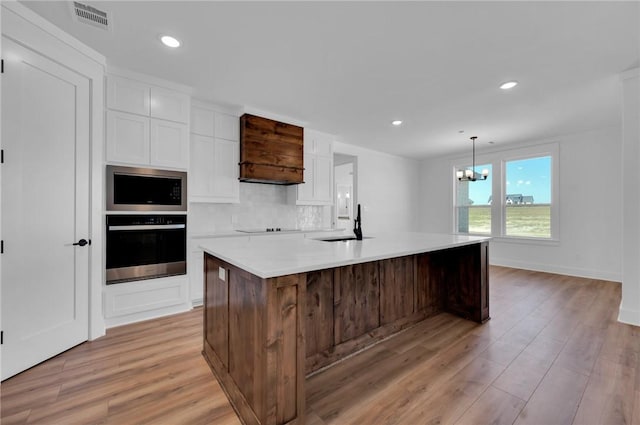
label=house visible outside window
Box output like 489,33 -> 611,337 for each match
456,164 -> 492,234
453,143 -> 558,241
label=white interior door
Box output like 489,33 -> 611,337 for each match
1,38 -> 90,380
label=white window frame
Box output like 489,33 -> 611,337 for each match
452,142 -> 559,242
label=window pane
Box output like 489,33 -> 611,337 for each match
505,156 -> 551,238
456,164 -> 492,234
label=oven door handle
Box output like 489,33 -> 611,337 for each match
108,224 -> 186,231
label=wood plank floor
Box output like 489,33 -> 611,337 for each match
2,266 -> 639,424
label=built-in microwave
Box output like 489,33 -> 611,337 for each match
106,165 -> 187,211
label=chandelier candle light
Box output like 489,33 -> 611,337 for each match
457,136 -> 489,182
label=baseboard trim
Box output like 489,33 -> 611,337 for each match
191,298 -> 204,307
490,257 -> 622,282
618,306 -> 640,326
105,303 -> 192,328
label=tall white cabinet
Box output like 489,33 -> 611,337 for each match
104,71 -> 192,327
189,101 -> 240,203
290,128 -> 334,205
105,74 -> 190,170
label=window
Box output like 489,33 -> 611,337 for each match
454,143 -> 558,240
455,164 -> 492,234
505,156 -> 551,238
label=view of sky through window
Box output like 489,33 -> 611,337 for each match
462,157 -> 551,205
505,156 -> 551,204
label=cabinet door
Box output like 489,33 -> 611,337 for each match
150,119 -> 189,169
215,112 -> 239,141
314,132 -> 333,157
190,136 -> 239,203
380,257 -> 415,325
303,128 -> 317,154
150,87 -> 190,123
314,155 -> 333,203
191,106 -> 215,137
190,250 -> 204,304
212,138 -> 240,200
106,75 -> 150,116
297,154 -> 315,202
106,111 -> 150,164
190,134 -> 215,198
333,262 -> 380,344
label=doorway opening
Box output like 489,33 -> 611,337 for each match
333,154 -> 358,230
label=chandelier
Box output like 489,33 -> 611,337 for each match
456,136 -> 489,181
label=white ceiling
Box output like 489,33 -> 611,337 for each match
20,1 -> 640,159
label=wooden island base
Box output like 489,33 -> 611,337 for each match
203,242 -> 489,425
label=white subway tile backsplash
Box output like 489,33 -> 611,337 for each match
189,183 -> 330,234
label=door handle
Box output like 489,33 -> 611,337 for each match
72,239 -> 91,247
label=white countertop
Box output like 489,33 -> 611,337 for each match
199,232 -> 490,278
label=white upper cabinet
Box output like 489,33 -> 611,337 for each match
296,153 -> 315,202
106,75 -> 150,116
215,112 -> 240,141
189,102 -> 240,203
150,87 -> 189,124
105,74 -> 190,170
290,129 -> 334,205
150,119 -> 189,169
191,106 -> 215,137
106,111 -> 150,164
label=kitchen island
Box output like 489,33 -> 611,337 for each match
200,233 -> 490,425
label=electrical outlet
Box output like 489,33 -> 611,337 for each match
218,267 -> 226,281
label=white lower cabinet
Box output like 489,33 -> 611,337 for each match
104,275 -> 191,327
189,249 -> 205,306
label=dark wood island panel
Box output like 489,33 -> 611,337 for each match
204,256 -> 306,425
203,241 -> 489,425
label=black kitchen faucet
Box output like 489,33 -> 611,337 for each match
353,204 -> 363,240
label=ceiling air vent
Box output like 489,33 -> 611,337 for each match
71,2 -> 111,31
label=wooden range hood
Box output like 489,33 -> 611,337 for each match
239,114 -> 304,185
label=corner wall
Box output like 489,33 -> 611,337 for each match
419,126 -> 623,282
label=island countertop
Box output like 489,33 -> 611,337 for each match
199,232 -> 490,278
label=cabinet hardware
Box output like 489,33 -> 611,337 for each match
1,331 -> 3,345
1,59 -> 4,74
1,240 -> 3,254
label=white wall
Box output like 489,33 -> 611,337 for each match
419,126 -> 623,281
621,69 -> 640,326
334,141 -> 421,234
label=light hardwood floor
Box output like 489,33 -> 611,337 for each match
2,266 -> 639,424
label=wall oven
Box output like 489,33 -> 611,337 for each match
106,214 -> 187,284
107,165 -> 187,211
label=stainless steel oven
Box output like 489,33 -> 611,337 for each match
106,165 -> 187,211
106,215 -> 187,284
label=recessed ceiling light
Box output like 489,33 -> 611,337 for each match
391,120 -> 403,126
160,35 -> 181,48
500,81 -> 518,90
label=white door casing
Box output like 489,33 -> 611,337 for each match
1,37 -> 90,380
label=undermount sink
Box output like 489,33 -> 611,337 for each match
319,236 -> 373,242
